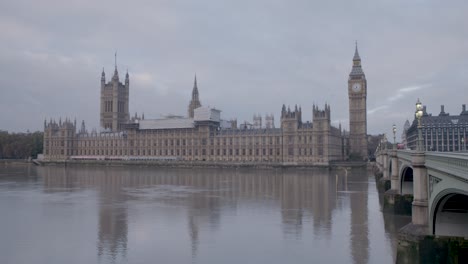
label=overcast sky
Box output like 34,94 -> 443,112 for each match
1,0 -> 467,138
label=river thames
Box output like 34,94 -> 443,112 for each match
0,164 -> 410,264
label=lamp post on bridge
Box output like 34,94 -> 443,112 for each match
462,137 -> 465,152
415,99 -> 424,152
393,124 -> 397,150
383,134 -> 387,150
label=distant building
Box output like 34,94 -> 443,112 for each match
43,46 -> 367,165
406,104 -> 468,151
401,120 -> 410,148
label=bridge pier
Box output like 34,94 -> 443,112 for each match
383,149 -> 413,215
384,149 -> 412,214
411,151 -> 428,228
377,150 -> 391,193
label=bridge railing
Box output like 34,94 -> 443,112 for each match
425,152 -> 468,182
396,150 -> 413,163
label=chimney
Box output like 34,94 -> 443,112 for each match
438,105 -> 446,116
463,104 -> 466,112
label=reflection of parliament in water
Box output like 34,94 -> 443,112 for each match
38,166 -> 369,262
43,45 -> 369,164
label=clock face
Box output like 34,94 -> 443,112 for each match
352,83 -> 362,92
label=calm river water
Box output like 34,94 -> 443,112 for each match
0,164 -> 410,264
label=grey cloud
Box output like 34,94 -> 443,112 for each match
0,0 -> 467,135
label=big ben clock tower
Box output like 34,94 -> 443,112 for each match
348,43 -> 368,160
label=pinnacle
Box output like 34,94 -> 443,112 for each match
353,41 -> 361,61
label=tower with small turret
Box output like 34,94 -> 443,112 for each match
100,54 -> 130,131
281,104 -> 302,162
313,104 -> 331,163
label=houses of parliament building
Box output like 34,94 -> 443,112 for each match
43,46 -> 368,165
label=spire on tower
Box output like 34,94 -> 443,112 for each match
192,74 -> 199,99
353,41 -> 361,61
101,67 -> 106,83
125,68 -> 129,85
187,74 -> 202,118
349,42 -> 364,77
113,51 -> 119,79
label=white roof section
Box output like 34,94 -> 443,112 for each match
194,107 -> 221,122
139,118 -> 194,130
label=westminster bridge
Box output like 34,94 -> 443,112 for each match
375,148 -> 468,238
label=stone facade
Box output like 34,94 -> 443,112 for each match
43,48 -> 365,165
43,104 -> 344,165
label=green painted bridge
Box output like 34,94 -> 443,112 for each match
376,149 -> 468,238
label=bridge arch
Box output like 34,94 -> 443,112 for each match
399,166 -> 413,195
431,189 -> 468,237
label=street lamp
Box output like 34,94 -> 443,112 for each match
392,124 -> 397,149
383,134 -> 387,150
415,98 -> 424,151
462,137 -> 465,152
